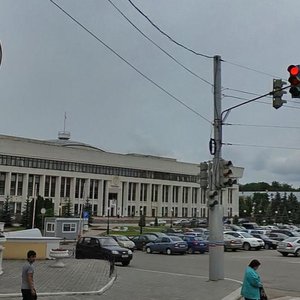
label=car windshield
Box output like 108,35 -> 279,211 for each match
284,237 -> 299,242
146,235 -> 157,241
239,232 -> 253,238
194,237 -> 204,241
116,236 -> 129,241
170,236 -> 183,241
100,238 -> 119,246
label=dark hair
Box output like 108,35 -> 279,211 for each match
27,250 -> 36,258
249,259 -> 260,268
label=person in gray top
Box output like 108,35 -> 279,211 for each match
21,250 -> 37,300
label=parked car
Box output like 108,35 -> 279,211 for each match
110,235 -> 136,251
277,237 -> 300,257
251,233 -> 278,250
270,229 -> 300,237
223,234 -> 243,251
173,219 -> 190,226
241,222 -> 260,230
145,235 -> 188,255
75,236 -> 133,266
182,235 -> 208,254
146,232 -> 168,238
149,219 -> 167,226
224,231 -> 264,251
131,234 -> 158,251
266,232 -> 289,242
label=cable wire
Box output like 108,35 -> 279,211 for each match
222,59 -> 283,79
107,0 -> 213,87
127,0 -> 213,59
225,123 -> 300,130
224,142 -> 300,151
49,0 -> 212,124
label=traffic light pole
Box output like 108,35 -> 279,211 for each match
209,55 -> 224,281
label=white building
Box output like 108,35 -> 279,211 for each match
0,133 -> 242,218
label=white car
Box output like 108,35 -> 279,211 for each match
149,219 -> 167,226
224,231 -> 264,251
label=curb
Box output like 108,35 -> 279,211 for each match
222,287 -> 242,300
0,269 -> 116,298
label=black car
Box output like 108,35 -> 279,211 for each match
131,234 -> 158,251
252,233 -> 278,250
75,236 -> 133,266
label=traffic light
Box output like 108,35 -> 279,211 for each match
199,162 -> 208,189
272,79 -> 287,109
288,65 -> 300,98
207,190 -> 218,208
219,160 -> 237,188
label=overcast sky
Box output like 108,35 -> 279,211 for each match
1,0 -> 300,187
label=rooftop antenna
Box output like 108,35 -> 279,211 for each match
58,112 -> 71,140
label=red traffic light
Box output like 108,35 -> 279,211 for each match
288,65 -> 300,76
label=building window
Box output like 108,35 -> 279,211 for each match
46,222 -> 55,232
62,223 -> 77,232
172,186 -> 179,203
151,184 -> 158,202
162,185 -> 169,203
128,182 -> 137,201
140,183 -> 147,202
0,173 -> 6,195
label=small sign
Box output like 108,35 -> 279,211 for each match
41,208 -> 46,214
83,211 -> 89,218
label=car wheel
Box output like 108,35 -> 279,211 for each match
265,244 -> 270,250
224,246 -> 227,252
166,248 -> 172,255
187,247 -> 194,254
232,249 -> 237,252
243,243 -> 251,251
281,252 -> 288,257
75,252 -> 82,259
146,247 -> 152,254
294,249 -> 300,257
122,261 -> 130,266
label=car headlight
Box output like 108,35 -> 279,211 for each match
112,250 -> 119,255
128,250 -> 132,255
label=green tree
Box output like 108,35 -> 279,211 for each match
0,195 -> 12,227
21,198 -> 31,229
62,198 -> 73,217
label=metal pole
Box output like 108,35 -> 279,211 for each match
209,55 -> 224,281
31,183 -> 37,229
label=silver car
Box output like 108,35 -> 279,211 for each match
277,237 -> 300,257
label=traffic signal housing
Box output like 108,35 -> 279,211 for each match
219,160 -> 237,188
272,79 -> 287,109
199,162 -> 208,189
288,65 -> 300,98
207,190 -> 218,208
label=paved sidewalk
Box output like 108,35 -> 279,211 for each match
0,258 -> 114,298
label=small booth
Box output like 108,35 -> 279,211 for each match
44,217 -> 84,240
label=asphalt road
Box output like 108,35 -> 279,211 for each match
23,247 -> 300,300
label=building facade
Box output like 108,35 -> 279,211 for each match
0,134 -> 242,219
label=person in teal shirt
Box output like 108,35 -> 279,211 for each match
241,259 -> 262,300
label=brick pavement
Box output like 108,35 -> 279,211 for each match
0,258 -> 114,298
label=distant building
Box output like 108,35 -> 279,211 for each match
0,133 -> 243,219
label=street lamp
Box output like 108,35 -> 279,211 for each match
275,210 -> 278,224
106,207 -> 110,235
170,209 -> 174,228
243,210 -> 247,217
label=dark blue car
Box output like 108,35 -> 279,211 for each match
182,235 -> 208,254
